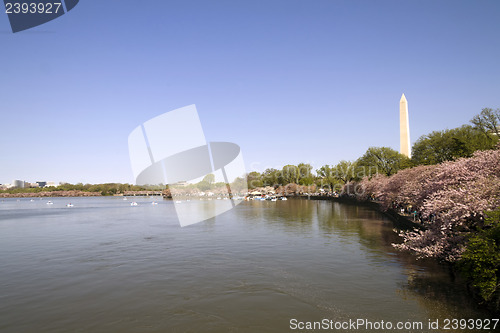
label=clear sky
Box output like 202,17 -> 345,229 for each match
1,0 -> 499,185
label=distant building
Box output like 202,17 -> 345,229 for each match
12,180 -> 25,188
36,181 -> 47,188
46,181 -> 58,187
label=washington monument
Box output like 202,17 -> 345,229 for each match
400,94 -> 411,158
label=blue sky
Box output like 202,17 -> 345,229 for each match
1,0 -> 499,184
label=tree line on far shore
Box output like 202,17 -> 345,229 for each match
2,108 -> 497,196
0,183 -> 159,196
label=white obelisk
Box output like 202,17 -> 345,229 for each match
400,94 -> 411,158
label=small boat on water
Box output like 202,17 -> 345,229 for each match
279,197 -> 288,201
130,202 -> 138,206
151,201 -> 158,205
66,203 -> 74,207
123,197 -> 128,201
46,201 -> 53,205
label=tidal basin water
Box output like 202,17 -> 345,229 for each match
0,197 -> 493,332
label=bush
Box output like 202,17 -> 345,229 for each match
460,208 -> 500,302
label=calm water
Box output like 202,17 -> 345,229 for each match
0,197 -> 494,332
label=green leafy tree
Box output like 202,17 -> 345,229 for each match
247,171 -> 263,189
332,160 -> 358,184
261,168 -> 281,187
197,174 -> 216,191
297,163 -> 314,185
356,147 -> 410,177
203,174 -> 215,185
460,208 -> 500,301
471,108 -> 500,137
316,165 -> 336,191
282,165 -> 299,184
230,177 -> 247,194
317,161 -> 358,191
412,125 -> 496,165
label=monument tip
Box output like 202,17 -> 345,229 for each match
400,93 -> 407,102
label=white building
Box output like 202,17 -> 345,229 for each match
12,180 -> 25,188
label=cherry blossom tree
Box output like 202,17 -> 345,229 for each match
350,146 -> 500,261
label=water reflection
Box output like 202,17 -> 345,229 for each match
235,199 -> 494,323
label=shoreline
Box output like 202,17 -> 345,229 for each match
304,194 -> 498,314
0,190 -> 167,198
304,195 -> 423,230
0,191 -> 102,198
